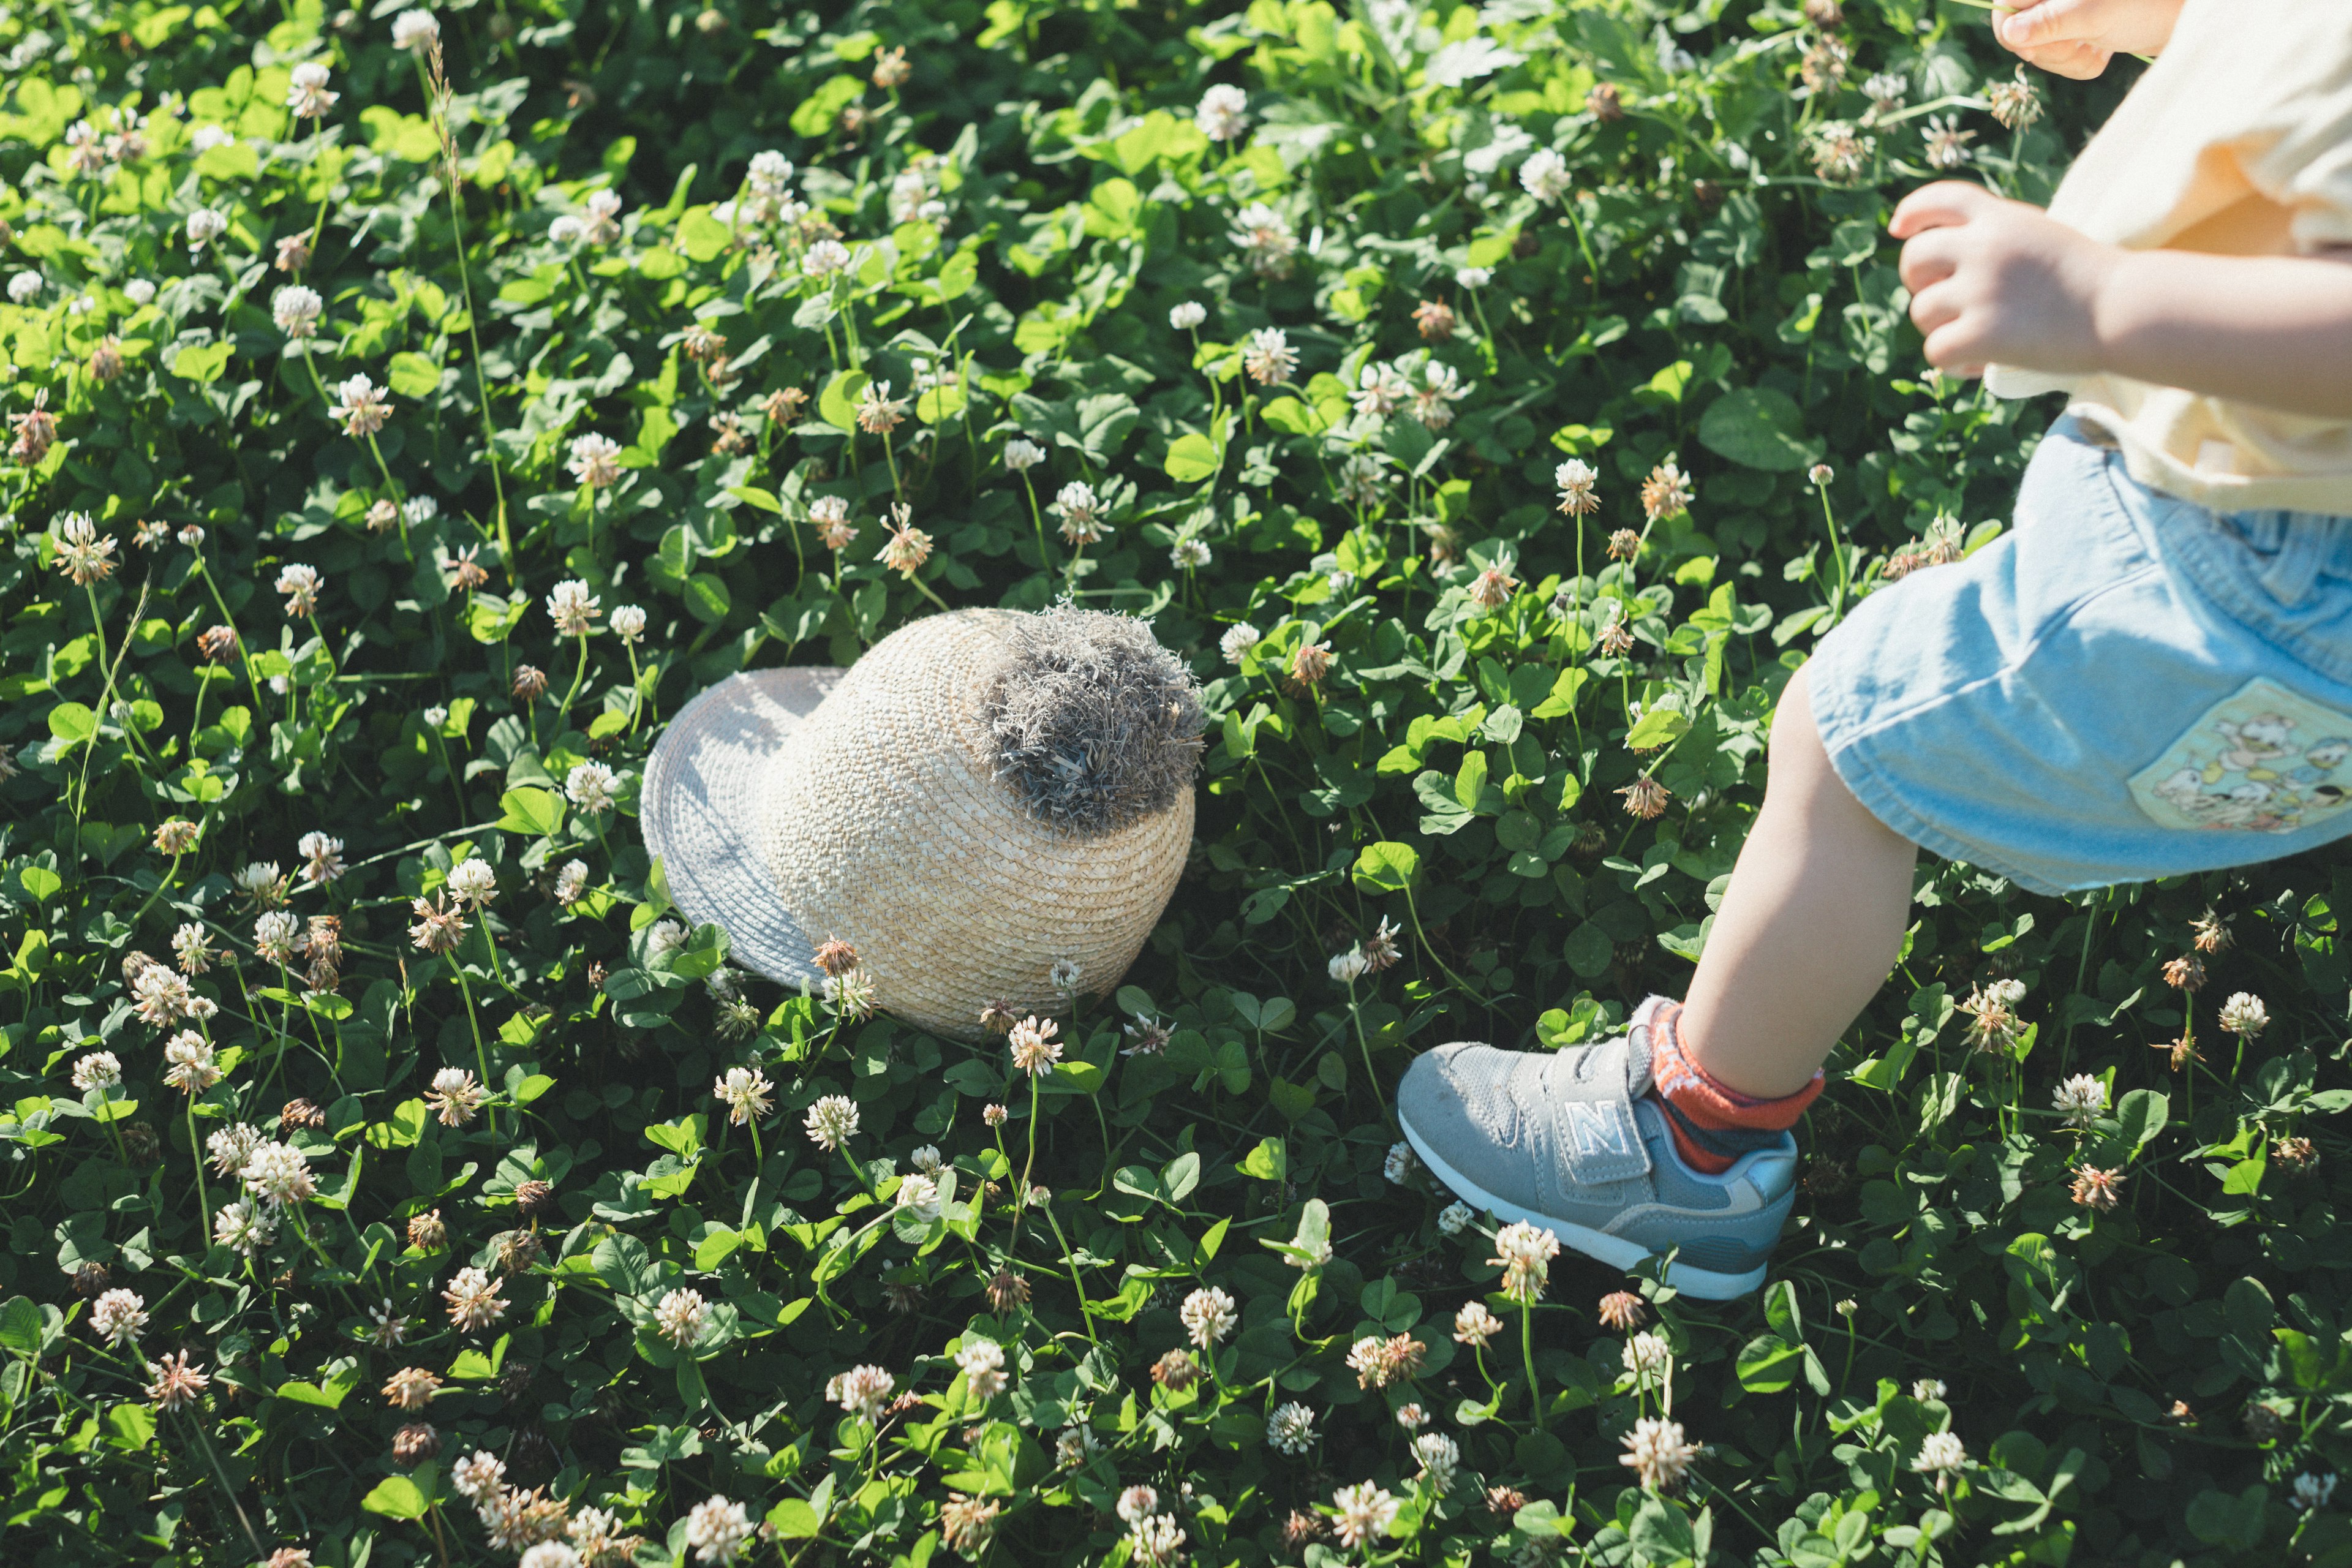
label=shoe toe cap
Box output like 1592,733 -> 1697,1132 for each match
1399,1041 -> 1515,1144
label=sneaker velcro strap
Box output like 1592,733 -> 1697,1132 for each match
1531,1033 -> 1652,1186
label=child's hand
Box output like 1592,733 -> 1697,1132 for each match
1890,182 -> 2119,378
1992,0 -> 2185,79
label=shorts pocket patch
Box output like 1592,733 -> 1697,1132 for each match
2128,677 -> 2352,834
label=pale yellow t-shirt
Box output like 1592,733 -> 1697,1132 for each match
1983,0 -> 2352,514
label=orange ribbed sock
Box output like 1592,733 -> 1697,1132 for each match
1645,1000 -> 1822,1174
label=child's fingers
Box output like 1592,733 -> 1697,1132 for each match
1995,0 -> 2096,51
1896,230 -> 1963,292
1888,181 -> 1995,239
2012,39 -> 2113,78
1907,279 -> 1967,339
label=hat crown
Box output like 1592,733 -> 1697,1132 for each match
981,602 -> 1207,837
756,609 -> 1197,1038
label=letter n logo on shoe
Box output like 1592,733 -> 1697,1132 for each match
1565,1100 -> 1632,1159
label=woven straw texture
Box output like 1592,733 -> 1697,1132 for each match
760,609 -> 1193,1041
641,666 -> 843,986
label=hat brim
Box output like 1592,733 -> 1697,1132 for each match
640,666 -> 843,986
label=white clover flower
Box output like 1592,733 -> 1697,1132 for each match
403,495 -> 439,525
1229,202 -> 1297,278
7,271 -> 39,304
446,858 -> 499,908
1456,265 -> 1492,288
611,604 -> 647,641
1912,1378 -> 1946,1401
124,279 -> 157,304
450,1449 -> 505,1499
1620,1416 -> 1702,1490
908,1144 -> 943,1175
1130,1514 -> 1185,1567
2052,1073 -> 2108,1128
804,1094 -> 859,1152
1171,538 -> 1212,570
1117,1486 -> 1159,1526
2294,1471 -> 2340,1512
582,188 -> 624,243
519,1545 -> 581,1568
956,1336 -> 1009,1400
1520,147 -> 1572,203
654,1287 -> 707,1348
565,760 -> 619,814
189,124 -> 232,153
1383,1142 -> 1415,1183
545,579 -> 601,636
330,374 -> 392,436
1180,1286 -> 1238,1348
1003,438 -> 1045,472
645,920 -> 687,962
2219,992 -> 2269,1036
1912,1430 -> 1970,1475
827,1363 -> 896,1421
1267,1401 -> 1316,1455
1412,1431 -> 1459,1493
1332,1482 -> 1399,1549
72,1052 -> 123,1091
1433,1202 -> 1471,1237
1329,948 -> 1369,983
185,208 -> 228,249
91,1289 -> 148,1345
213,1198 -> 279,1255
206,1123 -> 263,1178
1491,1220 -> 1560,1305
164,1032 -> 221,1095
893,1172 -> 941,1219
548,214 -> 585,245
241,1141 -> 317,1206
1242,325 -> 1297,384
298,831 -> 345,884
1169,300 -> 1207,330
285,60 -> 339,118
748,149 -> 794,191
568,432 -> 623,488
802,239 -> 853,277
252,910 -> 303,965
1194,83 -> 1250,141
1622,1330 -> 1672,1378
1921,113 -> 1975,171
1219,623 -> 1261,664
392,10 -> 440,50
685,1495 -> 753,1565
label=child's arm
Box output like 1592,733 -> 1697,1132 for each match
1891,182 -> 2352,420
1993,0 -> 2186,79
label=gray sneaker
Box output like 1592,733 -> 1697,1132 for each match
1396,1000 -> 1796,1300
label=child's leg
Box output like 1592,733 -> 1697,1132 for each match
1678,663 -> 1918,1099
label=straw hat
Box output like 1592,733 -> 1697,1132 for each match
641,606 -> 1203,1041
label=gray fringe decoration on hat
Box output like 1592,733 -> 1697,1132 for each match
982,604 -> 1206,837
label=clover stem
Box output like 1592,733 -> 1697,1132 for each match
186,1097 -> 211,1226
449,962 -> 496,1133
1345,980 -> 1387,1118
1041,1202 -> 1100,1344
1520,1301 -> 1544,1428
1815,482 -> 1850,617
558,630 -> 589,723
1019,1075 -> 1041,1213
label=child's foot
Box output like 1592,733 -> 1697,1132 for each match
1395,999 -> 1798,1300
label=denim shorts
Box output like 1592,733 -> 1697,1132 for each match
1810,417 -> 2352,896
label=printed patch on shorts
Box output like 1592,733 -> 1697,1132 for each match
2128,677 -> 2352,834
